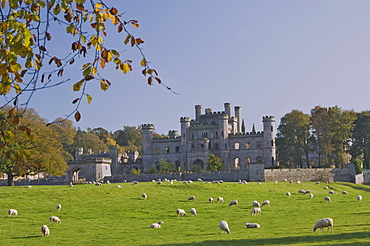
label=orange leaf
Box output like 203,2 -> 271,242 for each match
110,8 -> 118,15
148,76 -> 153,85
64,8 -> 73,22
135,38 -> 144,45
74,111 -> 81,122
72,98 -> 79,104
118,23 -> 123,33
155,77 -> 161,84
130,36 -> 135,47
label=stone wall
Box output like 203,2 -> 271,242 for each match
363,170 -> 370,183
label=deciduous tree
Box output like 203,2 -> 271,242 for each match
206,154 -> 223,171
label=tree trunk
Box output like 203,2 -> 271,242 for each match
7,170 -> 14,186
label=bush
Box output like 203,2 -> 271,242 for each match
353,159 -> 363,174
130,169 -> 141,175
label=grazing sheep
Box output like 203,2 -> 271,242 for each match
228,200 -> 238,207
313,218 -> 334,232
176,209 -> 186,217
188,196 -> 196,201
8,209 -> 18,217
217,197 -> 224,203
305,190 -> 311,194
198,178 -> 203,182
329,190 -> 336,195
324,196 -> 331,202
27,185 -> 32,188
219,220 -> 230,234
286,192 -> 291,197
150,221 -> 164,228
309,193 -> 314,199
257,182 -> 262,185
296,181 -> 301,184
315,181 -> 320,184
342,190 -> 348,195
190,208 -> 197,216
56,204 -> 62,212
357,195 -> 363,201
298,189 -> 305,194
251,207 -> 261,216
142,193 -> 148,200
132,181 -> 139,185
219,180 -> 224,183
262,200 -> 270,207
209,197 -> 214,203
41,225 -> 50,237
49,216 -> 61,224
274,181 -> 278,184
68,182 -> 73,187
116,185 -> 122,188
252,201 -> 261,207
245,222 -> 260,228
183,181 -> 189,184
284,179 -> 288,182
157,181 -> 162,185
106,180 -> 110,184
324,186 -> 329,189
151,180 -> 156,182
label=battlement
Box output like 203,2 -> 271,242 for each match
262,116 -> 275,122
229,131 -> 264,137
142,124 -> 155,129
180,117 -> 191,122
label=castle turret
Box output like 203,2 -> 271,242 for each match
224,102 -> 231,119
262,116 -> 276,167
235,106 -> 242,134
141,124 -> 155,171
195,105 -> 202,120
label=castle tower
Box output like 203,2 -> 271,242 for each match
262,116 -> 276,167
224,102 -> 232,119
234,106 -> 242,133
195,105 -> 202,120
218,113 -> 230,170
141,124 -> 155,171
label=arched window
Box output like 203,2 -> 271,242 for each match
234,158 -> 240,169
257,156 -> 263,163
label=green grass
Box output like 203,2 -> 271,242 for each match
1,181 -> 370,245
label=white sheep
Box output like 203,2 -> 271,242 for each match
296,181 -> 301,184
190,208 -> 197,216
315,181 -> 320,184
261,200 -> 270,207
132,181 -> 139,185
150,221 -> 164,228
116,185 -> 122,188
286,192 -> 291,197
49,216 -> 61,224
188,195 -> 196,201
41,225 -> 50,237
305,190 -> 311,194
324,196 -> 331,202
313,218 -> 334,232
309,193 -> 314,199
68,182 -> 73,187
328,190 -> 336,195
142,193 -> 148,200
245,222 -> 260,228
298,189 -> 305,194
8,209 -> 18,217
27,185 -> 32,188
252,201 -> 261,207
56,204 -> 62,212
228,200 -> 238,207
357,195 -> 362,201
251,207 -> 261,216
209,197 -> 214,203
217,197 -> 224,203
219,220 -> 230,234
176,209 -> 186,217
342,190 -> 348,195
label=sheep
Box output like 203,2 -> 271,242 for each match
56,204 -> 62,212
274,181 -> 278,184
27,185 -> 32,188
309,193 -> 314,199
251,207 -> 261,216
190,208 -> 197,216
41,225 -> 50,237
296,181 -> 301,184
305,190 -> 311,194
357,195 -> 362,201
286,192 -> 291,197
150,221 -> 164,228
342,190 -> 348,195
176,209 -> 186,217
328,190 -> 336,195
284,179 -> 288,182
257,182 -> 262,185
132,181 -> 139,185
324,196 -> 331,202
8,209 -> 18,217
188,195 -> 196,201
198,178 -> 203,182
298,189 -> 305,194
252,201 -> 261,207
313,218 -> 334,232
245,222 -> 260,228
315,181 -> 320,184
219,220 -> 230,234
219,180 -> 224,183
142,193 -> 148,200
106,180 -> 110,184
228,200 -> 238,207
217,197 -> 224,203
261,200 -> 270,207
49,216 -> 61,224
68,182 -> 73,187
116,185 -> 122,188
157,181 -> 162,185
209,197 -> 214,203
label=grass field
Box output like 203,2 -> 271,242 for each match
1,181 -> 370,245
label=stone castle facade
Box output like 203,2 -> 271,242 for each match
142,103 -> 276,172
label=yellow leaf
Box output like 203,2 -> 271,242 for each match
53,3 -> 60,15
140,58 -> 147,67
124,34 -> 130,45
14,83 -> 21,94
73,80 -> 84,91
86,94 -> 92,104
100,79 -> 109,91
91,66 -> 97,76
95,3 -> 103,8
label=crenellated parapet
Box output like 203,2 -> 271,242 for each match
262,116 -> 275,122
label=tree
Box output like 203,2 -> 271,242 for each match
351,111 -> 370,169
73,129 -> 108,154
276,110 -> 311,168
0,0 -> 169,122
0,107 -> 68,186
49,117 -> 76,161
206,154 -> 223,171
158,159 -> 174,174
113,126 -> 142,154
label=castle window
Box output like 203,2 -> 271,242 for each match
191,144 -> 195,149
183,133 -> 185,138
234,143 -> 240,150
215,131 -> 218,138
201,144 -> 204,148
257,156 -> 263,163
234,157 -> 240,169
192,133 -> 194,139
155,147 -> 160,154
272,157 -> 275,165
245,142 -> 250,149
271,126 -> 273,131
175,146 -> 180,153
165,147 -> 170,153
204,132 -> 208,138
225,143 -> 227,149
257,141 -> 262,148
215,143 -> 219,150
245,157 -> 251,164
271,140 -> 274,147
221,131 -> 224,137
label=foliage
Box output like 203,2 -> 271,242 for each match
351,111 -> 370,169
206,154 -> 223,171
1,182 -> 370,245
352,158 -> 363,175
0,0 -> 168,122
130,168 -> 141,175
73,129 -> 109,154
191,164 -> 203,173
144,164 -> 157,174
48,117 -> 76,161
158,158 -> 174,174
113,126 -> 142,154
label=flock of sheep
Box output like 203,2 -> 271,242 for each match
6,178 -> 363,239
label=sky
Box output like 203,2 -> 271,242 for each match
8,0 -> 370,134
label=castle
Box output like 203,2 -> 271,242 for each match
142,102 -> 276,172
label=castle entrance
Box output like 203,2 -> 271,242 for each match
72,168 -> 81,184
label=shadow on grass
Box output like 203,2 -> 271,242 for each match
160,231 -> 370,246
340,183 -> 370,193
11,235 -> 40,239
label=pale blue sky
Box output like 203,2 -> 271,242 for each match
22,1 -> 370,134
